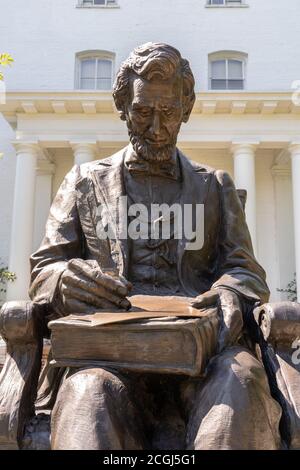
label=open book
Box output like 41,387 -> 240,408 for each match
49,295 -> 220,377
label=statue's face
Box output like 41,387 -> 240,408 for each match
125,76 -> 184,162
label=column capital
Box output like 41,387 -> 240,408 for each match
12,141 -> 42,157
70,142 -> 97,154
289,142 -> 300,157
231,142 -> 259,156
71,142 -> 97,165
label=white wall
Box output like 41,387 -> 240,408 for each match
1,0 -> 300,92
0,0 -> 299,299
0,117 -> 15,266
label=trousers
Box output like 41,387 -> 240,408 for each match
50,346 -> 282,450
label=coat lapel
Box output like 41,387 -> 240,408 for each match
176,150 -> 213,291
76,147 -> 129,276
91,147 -> 129,277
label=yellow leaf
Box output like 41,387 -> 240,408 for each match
0,53 -> 14,67
0,72 -> 3,81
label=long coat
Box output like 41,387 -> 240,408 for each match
29,147 -> 269,312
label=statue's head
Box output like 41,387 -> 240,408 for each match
113,42 -> 195,162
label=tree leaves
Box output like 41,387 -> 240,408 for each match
0,53 -> 14,67
0,53 -> 14,81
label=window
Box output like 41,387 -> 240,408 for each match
75,51 -> 114,90
208,52 -> 247,90
81,0 -> 117,6
207,0 -> 243,5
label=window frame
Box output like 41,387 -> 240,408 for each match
208,51 -> 248,91
206,0 -> 249,8
75,51 -> 115,91
77,0 -> 119,8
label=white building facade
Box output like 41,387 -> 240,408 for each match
0,0 -> 300,301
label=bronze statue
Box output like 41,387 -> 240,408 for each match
1,43 -> 300,450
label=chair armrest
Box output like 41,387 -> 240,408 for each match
0,301 -> 43,449
253,301 -> 300,449
253,301 -> 300,346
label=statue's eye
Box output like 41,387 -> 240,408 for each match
137,108 -> 151,117
163,108 -> 174,117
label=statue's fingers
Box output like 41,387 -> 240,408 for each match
68,259 -> 130,296
190,290 -> 220,309
64,298 -> 99,314
65,274 -> 131,310
94,270 -> 131,296
64,269 -> 123,299
63,283 -> 131,310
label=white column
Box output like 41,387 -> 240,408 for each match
289,143 -> 300,301
71,143 -> 96,165
271,165 -> 294,301
231,143 -> 258,254
33,160 -> 55,252
6,143 -> 40,300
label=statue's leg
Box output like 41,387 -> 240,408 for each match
50,367 -> 146,450
185,346 -> 282,450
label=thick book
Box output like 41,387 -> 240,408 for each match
48,295 -> 220,377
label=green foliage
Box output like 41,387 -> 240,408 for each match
0,53 -> 14,81
277,273 -> 297,302
0,263 -> 16,294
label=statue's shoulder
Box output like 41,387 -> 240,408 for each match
77,147 -> 126,178
178,151 -> 216,175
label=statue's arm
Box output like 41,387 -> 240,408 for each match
29,165 -> 83,316
211,170 -> 270,305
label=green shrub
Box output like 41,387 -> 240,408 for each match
0,263 -> 16,294
277,274 -> 297,302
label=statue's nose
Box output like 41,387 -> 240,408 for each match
149,112 -> 161,138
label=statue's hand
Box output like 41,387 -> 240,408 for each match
55,258 -> 132,314
191,288 -> 243,353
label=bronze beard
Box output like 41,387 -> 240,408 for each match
127,125 -> 177,163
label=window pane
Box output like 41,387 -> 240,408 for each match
228,60 -> 243,79
97,60 -> 112,89
81,78 -> 96,89
96,78 -> 112,90
228,79 -> 244,90
209,0 -> 225,4
81,59 -> 96,79
94,0 -> 106,5
97,59 -> 112,79
211,60 -> 226,79
211,79 -> 227,90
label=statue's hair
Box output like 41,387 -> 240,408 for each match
112,42 -> 195,123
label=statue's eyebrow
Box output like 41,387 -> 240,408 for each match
131,103 -> 151,110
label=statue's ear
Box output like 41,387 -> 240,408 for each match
182,93 -> 196,123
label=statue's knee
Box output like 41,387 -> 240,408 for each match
63,367 -> 126,399
212,346 -> 267,387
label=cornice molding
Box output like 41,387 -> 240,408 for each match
1,91 -> 299,118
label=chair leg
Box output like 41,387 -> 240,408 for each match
0,301 -> 43,449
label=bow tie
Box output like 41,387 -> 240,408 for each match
125,158 -> 180,181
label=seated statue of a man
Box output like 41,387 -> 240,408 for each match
29,43 -> 282,450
